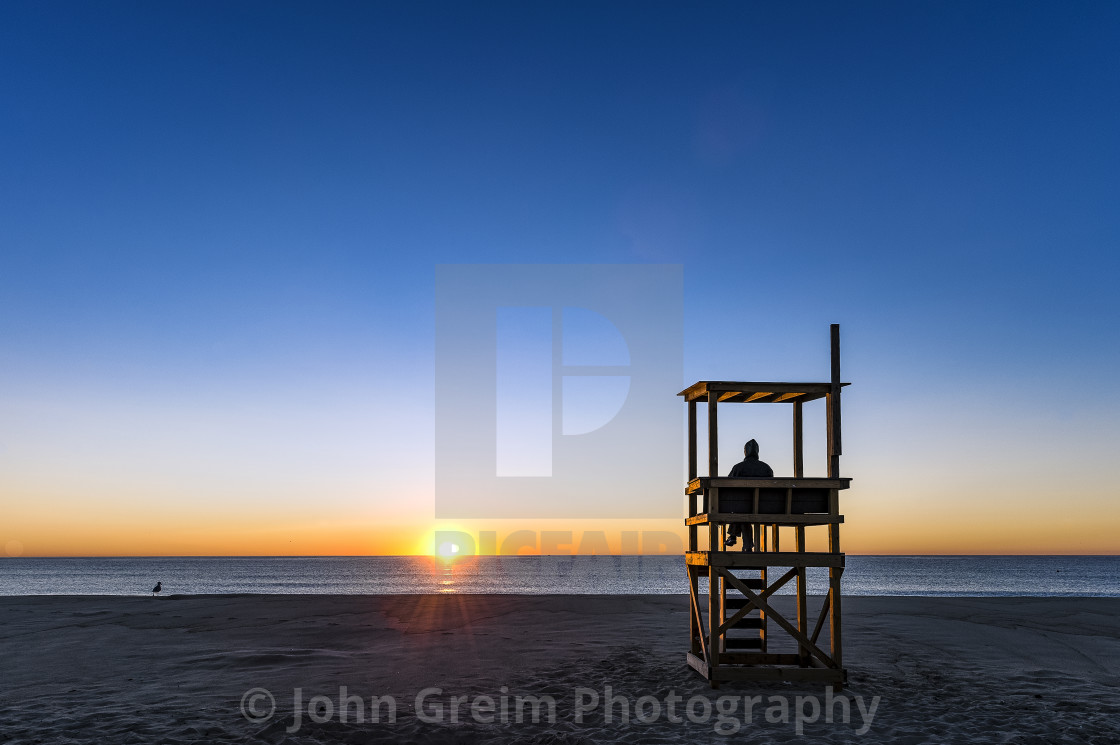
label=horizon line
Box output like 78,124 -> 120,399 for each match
5,553 -> 1118,559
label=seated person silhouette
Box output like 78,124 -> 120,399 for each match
724,439 -> 773,550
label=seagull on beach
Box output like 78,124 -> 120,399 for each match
152,582 -> 162,596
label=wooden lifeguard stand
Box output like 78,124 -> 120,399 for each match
682,324 -> 850,688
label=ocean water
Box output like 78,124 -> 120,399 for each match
0,555 -> 1117,596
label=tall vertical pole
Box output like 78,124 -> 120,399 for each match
828,325 -> 844,685
828,324 -> 841,478
826,392 -> 834,477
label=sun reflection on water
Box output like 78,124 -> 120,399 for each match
435,552 -> 465,593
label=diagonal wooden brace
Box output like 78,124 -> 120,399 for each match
718,567 -> 838,669
688,569 -> 710,664
810,589 -> 832,646
717,567 -> 798,636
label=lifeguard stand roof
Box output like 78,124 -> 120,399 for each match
678,381 -> 850,404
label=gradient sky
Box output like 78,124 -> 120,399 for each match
1,1 -> 1118,556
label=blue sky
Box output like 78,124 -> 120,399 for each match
1,1 -> 1118,554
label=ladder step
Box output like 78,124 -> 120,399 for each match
724,594 -> 762,608
725,616 -> 763,629
724,637 -> 763,650
725,577 -> 764,590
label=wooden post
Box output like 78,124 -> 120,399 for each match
829,324 -> 841,478
688,400 -> 698,552
826,393 -> 835,478
707,392 -> 718,478
708,565 -> 721,684
759,526 -> 768,653
828,571 -> 843,677
793,399 -> 804,478
688,400 -> 697,480
708,481 -> 721,685
828,515 -> 843,681
829,326 -> 844,684
710,486 -> 720,556
796,526 -> 808,666
718,558 -> 727,656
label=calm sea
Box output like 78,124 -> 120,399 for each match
0,556 -> 1117,596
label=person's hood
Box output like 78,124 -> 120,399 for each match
744,439 -> 760,459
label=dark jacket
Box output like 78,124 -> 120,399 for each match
723,441 -> 773,512
728,458 -> 773,478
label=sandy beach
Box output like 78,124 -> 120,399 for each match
1,595 -> 1118,744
